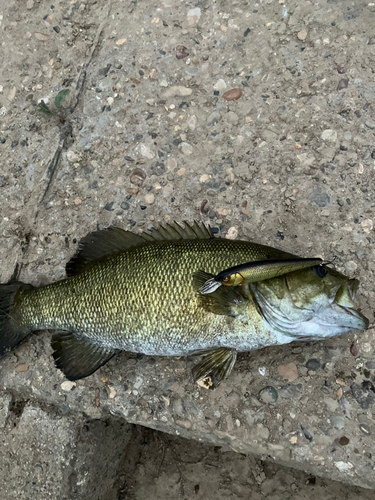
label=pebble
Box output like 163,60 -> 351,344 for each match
61,380 -> 76,391
350,381 -> 375,409
278,383 -> 304,400
222,88 -> 243,101
74,197 -> 82,205
34,32 -> 50,42
130,168 -> 146,186
15,363 -> 29,372
116,38 -> 127,46
332,416 -> 345,430
359,423 -> 371,435
339,436 -> 349,446
213,79 -> 227,92
105,202 -> 115,211
67,150 -> 81,163
297,29 -> 308,41
259,386 -> 278,404
337,79 -> 349,90
324,397 -> 339,412
149,161 -> 165,176
278,362 -> 298,382
177,168 -> 185,176
300,424 -> 313,442
162,86 -> 192,98
176,45 -> 189,60
26,0 -> 34,8
217,208 -> 231,216
225,227 -> 238,240
361,219 -> 373,233
187,7 -> 201,27
321,129 -> 337,142
7,87 -> 16,102
179,142 -> 193,155
345,260 -> 357,273
107,386 -> 116,399
144,193 -> 155,205
350,343 -> 358,357
227,111 -> 239,125
364,119 -> 375,130
120,201 -> 129,210
139,144 -> 154,159
262,129 -> 278,142
310,188 -> 330,207
206,110 -> 222,127
305,359 -> 320,371
334,461 -> 353,473
175,419 -> 191,429
187,115 -> 197,131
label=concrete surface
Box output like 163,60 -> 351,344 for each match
1,0 -> 375,496
0,393 -> 132,500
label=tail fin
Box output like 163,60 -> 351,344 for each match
0,282 -> 34,356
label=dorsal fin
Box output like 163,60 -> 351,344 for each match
66,221 -> 214,277
66,227 -> 148,276
142,221 -> 213,242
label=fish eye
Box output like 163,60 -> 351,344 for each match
313,266 -> 327,278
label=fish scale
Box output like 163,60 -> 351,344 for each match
17,238 -> 276,354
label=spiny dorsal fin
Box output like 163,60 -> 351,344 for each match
192,270 -> 246,316
67,221 -> 213,277
142,221 -> 213,242
51,331 -> 117,380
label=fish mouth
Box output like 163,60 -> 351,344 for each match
328,302 -> 369,332
333,279 -> 369,331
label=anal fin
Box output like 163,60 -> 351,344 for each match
191,347 -> 237,389
51,332 -> 118,381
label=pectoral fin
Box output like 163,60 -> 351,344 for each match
200,258 -> 323,294
192,271 -> 246,316
51,332 -> 118,381
191,347 -> 237,388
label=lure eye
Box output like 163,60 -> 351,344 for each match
222,276 -> 231,283
313,265 -> 327,278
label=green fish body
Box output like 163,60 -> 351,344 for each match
0,222 -> 369,385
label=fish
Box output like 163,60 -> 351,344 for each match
199,258 -> 323,294
0,221 -> 369,387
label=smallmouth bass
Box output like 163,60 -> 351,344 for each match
0,222 -> 369,387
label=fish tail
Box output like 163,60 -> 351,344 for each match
0,282 -> 34,356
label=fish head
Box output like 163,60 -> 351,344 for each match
250,265 -> 369,341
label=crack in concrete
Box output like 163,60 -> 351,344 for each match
36,6 -> 110,217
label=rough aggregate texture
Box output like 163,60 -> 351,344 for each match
0,0 -> 375,496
